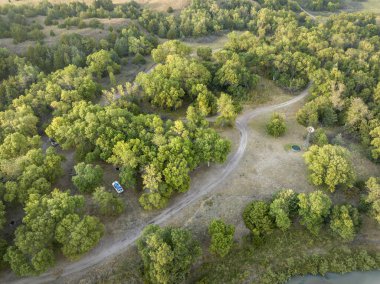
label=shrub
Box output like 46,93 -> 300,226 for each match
243,201 -> 274,238
266,113 -> 286,137
72,163 -> 103,193
303,145 -> 355,192
137,225 -> 201,284
332,133 -> 345,146
92,187 -> 125,216
88,19 -> 104,29
329,204 -> 359,241
197,47 -> 213,61
312,128 -> 328,146
298,191 -> 332,235
208,219 -> 235,257
269,189 -> 298,231
365,177 -> 380,224
119,167 -> 137,190
132,53 -> 146,64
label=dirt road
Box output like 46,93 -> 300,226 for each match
8,87 -> 309,284
298,4 -> 316,19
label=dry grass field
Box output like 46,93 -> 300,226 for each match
0,0 -> 190,11
301,0 -> 380,22
0,17 -> 131,53
344,0 -> 380,14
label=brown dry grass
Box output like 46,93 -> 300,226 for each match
0,0 -> 190,11
184,32 -> 230,52
0,17 -> 131,54
166,82 -> 380,241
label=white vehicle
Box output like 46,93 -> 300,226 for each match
112,181 -> 124,194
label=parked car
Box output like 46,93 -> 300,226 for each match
112,181 -> 124,194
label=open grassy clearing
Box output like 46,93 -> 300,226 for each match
132,0 -> 190,11
344,0 -> 380,14
183,33 -> 231,52
99,56 -> 155,89
299,0 -> 380,22
166,90 -> 314,241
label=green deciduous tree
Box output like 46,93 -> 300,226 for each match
266,112 -> 286,137
86,49 -> 120,79
0,201 -> 5,230
303,145 -> 355,192
0,133 -> 40,160
55,214 -> 104,260
215,53 -> 258,98
197,46 -> 212,61
208,219 -> 235,258
193,84 -> 217,116
47,101 -> 229,211
329,204 -> 359,241
345,98 -> 371,134
296,96 -> 337,127
312,128 -> 329,146
92,187 -> 125,216
370,126 -> 380,160
269,189 -> 298,231
243,200 -> 274,238
216,93 -> 237,127
2,147 -> 63,204
136,55 -> 211,110
119,166 -> 137,190
137,225 -> 201,284
0,238 -> 8,270
151,40 -> 191,63
365,177 -> 380,224
298,191 -> 332,235
4,190 -> 85,276
72,163 -> 103,193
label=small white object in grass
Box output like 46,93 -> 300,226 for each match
307,126 -> 315,133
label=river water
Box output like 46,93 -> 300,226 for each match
287,270 -> 380,284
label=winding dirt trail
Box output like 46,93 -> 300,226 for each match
9,87 -> 309,284
298,5 -> 316,19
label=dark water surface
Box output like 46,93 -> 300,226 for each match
287,270 -> 380,284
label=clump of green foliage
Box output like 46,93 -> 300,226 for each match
72,163 -> 103,193
137,225 -> 201,284
208,219 -> 235,257
303,145 -> 355,192
266,113 -> 286,137
243,201 -> 274,239
92,187 -> 125,216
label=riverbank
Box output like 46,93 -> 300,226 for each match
288,270 -> 380,284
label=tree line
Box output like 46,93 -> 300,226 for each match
223,10 -> 380,161
134,177 -> 380,284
